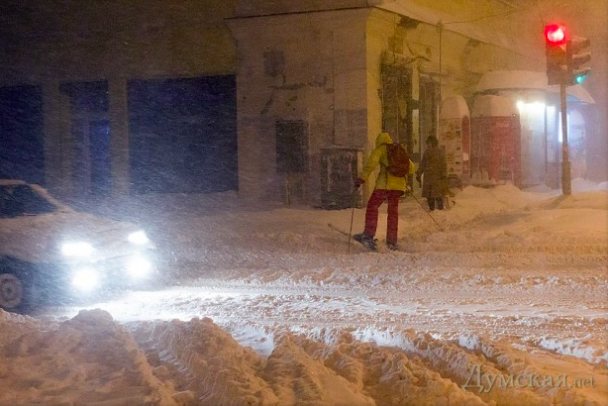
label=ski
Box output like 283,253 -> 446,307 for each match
327,223 -> 350,237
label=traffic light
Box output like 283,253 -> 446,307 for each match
568,36 -> 591,84
544,24 -> 568,85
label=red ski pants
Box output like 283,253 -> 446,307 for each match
363,189 -> 403,244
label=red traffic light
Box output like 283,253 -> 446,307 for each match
544,24 -> 567,45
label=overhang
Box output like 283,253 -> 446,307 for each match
475,70 -> 595,104
376,1 -> 515,49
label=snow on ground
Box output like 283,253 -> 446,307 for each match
1,180 -> 607,406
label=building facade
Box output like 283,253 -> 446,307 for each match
0,0 -> 237,201
228,0 -> 543,204
0,0 -> 603,207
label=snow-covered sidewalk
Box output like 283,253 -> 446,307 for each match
1,180 -> 607,405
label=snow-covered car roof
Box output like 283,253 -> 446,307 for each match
0,179 -> 27,186
0,179 -> 70,210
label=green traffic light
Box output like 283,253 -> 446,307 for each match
573,67 -> 591,84
574,74 -> 587,84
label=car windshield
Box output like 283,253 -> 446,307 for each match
0,184 -> 57,218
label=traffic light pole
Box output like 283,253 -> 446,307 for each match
544,24 -> 589,196
559,82 -> 571,195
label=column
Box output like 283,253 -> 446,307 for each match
42,81 -> 72,196
109,78 -> 130,196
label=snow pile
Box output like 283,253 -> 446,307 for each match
539,337 -> 608,365
130,317 -> 278,406
571,178 -> 608,193
0,309 -> 177,406
2,310 -> 606,405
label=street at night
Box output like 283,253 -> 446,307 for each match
1,1 -> 607,405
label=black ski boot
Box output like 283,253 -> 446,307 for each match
386,242 -> 400,251
353,233 -> 377,251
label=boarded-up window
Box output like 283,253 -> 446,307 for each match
0,85 -> 44,185
128,75 -> 237,194
276,120 -> 307,174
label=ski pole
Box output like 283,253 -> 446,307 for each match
407,187 -> 444,231
347,190 -> 357,253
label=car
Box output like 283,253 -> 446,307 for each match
0,179 -> 157,312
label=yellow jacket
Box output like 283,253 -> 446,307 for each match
359,132 -> 416,192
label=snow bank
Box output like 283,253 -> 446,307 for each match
0,309 -> 177,406
130,317 -> 278,406
3,310 -> 606,405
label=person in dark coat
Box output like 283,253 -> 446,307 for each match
416,136 -> 447,211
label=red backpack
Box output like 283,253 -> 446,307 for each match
386,143 -> 410,177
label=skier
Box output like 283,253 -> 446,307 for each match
353,132 -> 415,251
416,135 -> 448,211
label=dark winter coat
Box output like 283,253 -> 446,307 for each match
416,145 -> 447,199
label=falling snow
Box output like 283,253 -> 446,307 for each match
1,179 -> 607,406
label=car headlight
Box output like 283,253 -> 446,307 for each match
61,242 -> 95,257
126,254 -> 153,279
71,267 -> 99,291
128,230 -> 150,245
